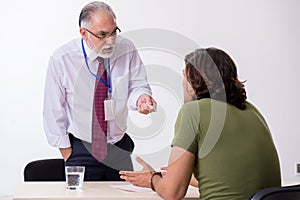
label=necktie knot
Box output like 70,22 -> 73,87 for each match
96,57 -> 103,64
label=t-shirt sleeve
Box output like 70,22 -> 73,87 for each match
171,102 -> 199,155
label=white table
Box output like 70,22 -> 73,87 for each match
13,182 -> 199,200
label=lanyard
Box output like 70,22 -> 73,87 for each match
81,38 -> 112,94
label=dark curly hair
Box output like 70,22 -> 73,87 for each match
184,48 -> 247,110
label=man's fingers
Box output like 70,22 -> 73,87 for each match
136,156 -> 151,169
137,103 -> 151,114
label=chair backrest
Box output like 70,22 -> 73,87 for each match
250,184 -> 300,200
24,158 -> 65,181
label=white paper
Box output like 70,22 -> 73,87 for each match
110,184 -> 153,193
104,99 -> 115,121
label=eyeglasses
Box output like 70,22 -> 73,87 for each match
84,27 -> 121,40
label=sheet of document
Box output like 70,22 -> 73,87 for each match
110,184 -> 153,192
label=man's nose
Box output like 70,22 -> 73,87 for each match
105,35 -> 115,45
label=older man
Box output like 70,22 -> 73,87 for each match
43,1 -> 156,181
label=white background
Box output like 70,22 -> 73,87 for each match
0,0 -> 300,197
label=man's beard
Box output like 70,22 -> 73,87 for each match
97,44 -> 114,58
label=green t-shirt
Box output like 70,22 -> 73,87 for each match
172,98 -> 281,200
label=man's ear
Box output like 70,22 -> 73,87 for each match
79,28 -> 87,40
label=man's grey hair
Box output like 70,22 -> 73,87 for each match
79,1 -> 116,28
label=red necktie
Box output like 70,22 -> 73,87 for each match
91,58 -> 107,162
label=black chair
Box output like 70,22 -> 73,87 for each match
250,184 -> 300,200
24,158 -> 65,181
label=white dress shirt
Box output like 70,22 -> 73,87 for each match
43,36 -> 152,148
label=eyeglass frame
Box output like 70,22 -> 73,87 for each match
83,27 -> 121,40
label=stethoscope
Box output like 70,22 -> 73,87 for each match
81,38 -> 112,94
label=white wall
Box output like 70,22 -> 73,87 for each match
0,0 -> 299,196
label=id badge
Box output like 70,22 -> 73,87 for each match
104,99 -> 115,121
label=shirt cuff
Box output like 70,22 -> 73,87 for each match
47,133 -> 71,148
